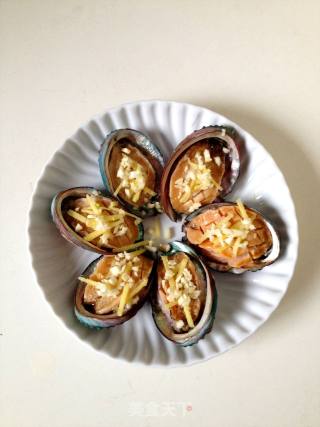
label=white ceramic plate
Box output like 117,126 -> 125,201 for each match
28,100 -> 298,366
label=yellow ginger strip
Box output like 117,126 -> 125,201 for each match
184,159 -> 222,193
132,191 -> 141,203
236,199 -> 248,219
84,229 -> 108,242
78,277 -> 114,291
232,221 -> 244,230
220,212 -> 234,225
229,229 -> 245,238
122,261 -> 132,276
115,261 -> 133,317
232,237 -> 241,257
67,209 -> 87,224
117,283 -> 130,316
110,220 -> 124,229
161,256 -> 170,271
205,235 -> 226,253
189,179 -> 198,192
100,214 -> 123,222
165,301 -> 177,309
113,181 -> 123,196
85,218 -> 96,228
175,258 -> 189,282
199,230 -> 212,244
89,219 -> 122,232
80,208 -> 96,214
127,248 -> 146,258
129,278 -> 148,299
192,183 -> 201,192
78,277 -> 105,287
179,187 -> 191,203
86,195 -> 100,214
104,206 -> 141,220
184,306 -> 195,328
113,240 -> 151,252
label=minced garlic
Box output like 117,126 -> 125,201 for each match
115,153 -> 151,203
80,251 -> 148,316
161,255 -> 200,328
174,149 -> 222,210
214,156 -> 221,166
75,223 -> 83,232
175,320 -> 185,330
204,200 -> 255,256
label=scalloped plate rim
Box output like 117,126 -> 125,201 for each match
27,99 -> 299,367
